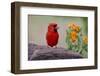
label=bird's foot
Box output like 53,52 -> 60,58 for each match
53,46 -> 57,48
47,46 -> 51,48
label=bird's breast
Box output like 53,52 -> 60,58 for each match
46,32 -> 59,47
46,32 -> 59,39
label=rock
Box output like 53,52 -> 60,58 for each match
28,43 -> 83,60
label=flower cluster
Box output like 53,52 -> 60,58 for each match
68,23 -> 80,33
66,23 -> 88,57
68,23 -> 80,43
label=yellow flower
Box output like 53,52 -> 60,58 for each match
68,23 -> 76,30
68,23 -> 80,33
70,31 -> 78,42
83,36 -> 88,44
75,25 -> 80,33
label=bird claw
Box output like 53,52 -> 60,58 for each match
54,46 -> 57,48
47,45 -> 57,48
47,46 -> 51,48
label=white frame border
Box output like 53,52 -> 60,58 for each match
20,6 -> 95,70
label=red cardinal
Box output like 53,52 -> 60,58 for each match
46,23 -> 59,47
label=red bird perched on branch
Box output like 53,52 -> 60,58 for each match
46,23 -> 59,47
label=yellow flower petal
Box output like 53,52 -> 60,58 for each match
83,36 -> 88,44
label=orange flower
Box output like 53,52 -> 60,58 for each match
68,23 -> 80,33
68,23 -> 76,30
70,31 -> 78,42
83,36 -> 88,44
75,25 -> 80,33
